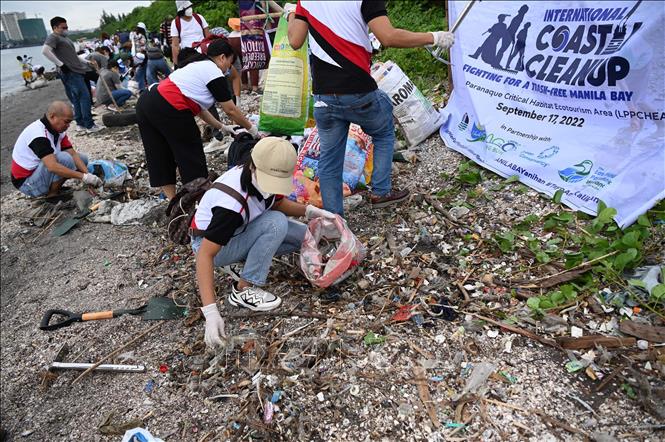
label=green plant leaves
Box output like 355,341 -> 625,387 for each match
553,189 -> 564,204
613,248 -> 638,273
457,161 -> 482,186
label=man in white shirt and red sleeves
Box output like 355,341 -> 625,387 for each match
10,101 -> 103,198
285,1 -> 454,216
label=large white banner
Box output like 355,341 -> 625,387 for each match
440,1 -> 664,227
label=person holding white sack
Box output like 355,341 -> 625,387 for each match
193,137 -> 336,348
285,1 -> 454,216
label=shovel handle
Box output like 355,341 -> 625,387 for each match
81,311 -> 115,321
40,309 -> 83,331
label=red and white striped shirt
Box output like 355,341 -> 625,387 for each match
295,0 -> 387,94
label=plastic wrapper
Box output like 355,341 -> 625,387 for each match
300,215 -> 366,288
289,124 -> 373,207
87,159 -> 132,187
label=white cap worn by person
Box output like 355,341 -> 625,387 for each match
137,22 -> 147,31
251,137 -> 297,196
175,0 -> 193,12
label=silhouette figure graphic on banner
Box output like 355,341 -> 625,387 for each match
496,5 -> 529,65
506,22 -> 530,71
469,14 -> 510,69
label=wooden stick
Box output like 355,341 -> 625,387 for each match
456,282 -> 471,303
413,366 -> 441,428
484,398 -> 588,437
556,335 -> 635,350
594,363 -> 627,393
466,312 -> 560,349
423,195 -> 460,226
71,321 -> 164,384
529,250 -> 619,283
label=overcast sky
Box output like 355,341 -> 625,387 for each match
1,1 -> 152,31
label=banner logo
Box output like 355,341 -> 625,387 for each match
558,160 -> 593,183
469,2 -> 644,87
458,113 -> 470,131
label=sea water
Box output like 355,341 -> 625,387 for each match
1,46 -> 55,97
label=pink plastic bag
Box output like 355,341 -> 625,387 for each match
300,215 -> 366,288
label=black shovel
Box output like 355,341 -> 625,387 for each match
39,297 -> 187,331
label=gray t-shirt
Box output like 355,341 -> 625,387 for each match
87,52 -> 108,70
44,32 -> 91,74
96,68 -> 121,105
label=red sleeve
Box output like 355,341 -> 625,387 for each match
295,1 -> 307,22
60,135 -> 73,150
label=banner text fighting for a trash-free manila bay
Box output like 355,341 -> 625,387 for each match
440,0 -> 665,227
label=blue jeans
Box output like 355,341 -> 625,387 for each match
313,89 -> 395,216
19,151 -> 89,197
191,211 -> 306,286
60,71 -> 94,129
111,89 -> 133,106
146,58 -> 171,86
135,62 -> 147,92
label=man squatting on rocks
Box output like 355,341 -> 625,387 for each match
194,138 -> 336,348
11,101 -> 103,198
285,1 -> 454,216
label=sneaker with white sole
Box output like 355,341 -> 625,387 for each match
229,284 -> 281,311
74,125 -> 85,132
220,264 -> 242,282
86,124 -> 103,133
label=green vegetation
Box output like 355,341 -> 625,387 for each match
493,199 -> 663,317
377,0 -> 448,92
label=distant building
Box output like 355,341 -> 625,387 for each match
0,30 -> 7,44
1,12 -> 26,41
18,18 -> 47,42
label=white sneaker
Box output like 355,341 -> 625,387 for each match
74,125 -> 85,132
86,124 -> 103,133
229,284 -> 281,311
106,104 -> 120,112
220,264 -> 242,282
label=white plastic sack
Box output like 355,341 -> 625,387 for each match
371,61 -> 444,147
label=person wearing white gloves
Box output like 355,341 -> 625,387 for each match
11,101 -> 103,198
136,39 -> 258,200
285,1 -> 454,216
192,137 -> 335,347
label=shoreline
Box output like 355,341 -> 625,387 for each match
0,80 -> 68,196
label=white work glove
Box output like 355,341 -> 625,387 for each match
305,204 -> 336,220
82,173 -> 103,187
201,303 -> 226,348
430,31 -> 455,49
247,124 -> 259,139
219,124 -> 237,136
283,3 -> 297,20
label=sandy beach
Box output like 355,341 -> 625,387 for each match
0,80 -> 68,196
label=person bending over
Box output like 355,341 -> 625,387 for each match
11,101 -> 103,198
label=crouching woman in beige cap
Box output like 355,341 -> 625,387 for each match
192,137 -> 335,348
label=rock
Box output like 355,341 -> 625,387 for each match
480,274 -> 494,286
448,206 -> 470,220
